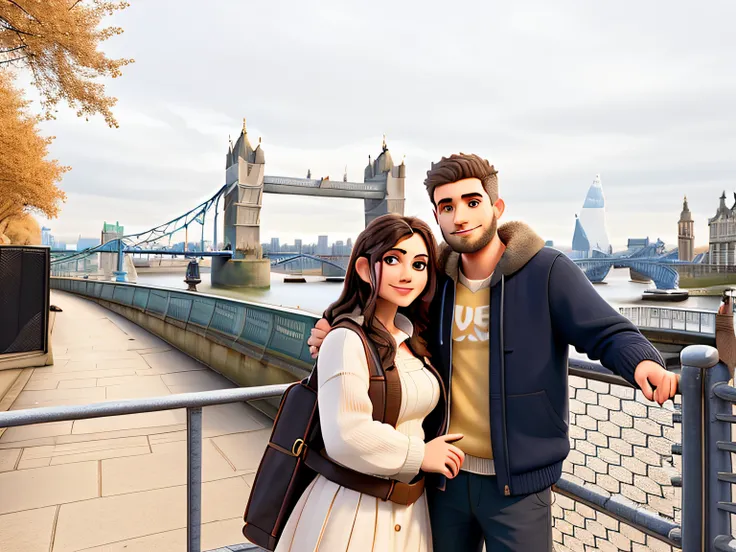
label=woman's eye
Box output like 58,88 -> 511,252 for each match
383,256 -> 399,265
413,261 -> 427,271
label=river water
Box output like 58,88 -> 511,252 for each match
136,267 -> 720,316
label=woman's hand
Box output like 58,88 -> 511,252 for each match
421,434 -> 465,478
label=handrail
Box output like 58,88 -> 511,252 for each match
0,385 -> 290,552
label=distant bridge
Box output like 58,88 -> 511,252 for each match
267,253 -> 349,275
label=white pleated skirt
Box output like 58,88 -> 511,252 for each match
275,474 -> 432,552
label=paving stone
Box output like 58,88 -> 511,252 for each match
102,439 -> 237,496
609,439 -> 633,456
610,385 -> 635,399
555,494 -> 576,510
599,394 -> 621,411
633,445 -> 662,467
598,447 -> 621,466
633,474 -> 663,496
576,389 -> 598,405
0,461 -> 98,515
0,449 -> 20,472
596,474 -> 621,494
574,465 -> 596,484
609,465 -> 634,485
79,517 -> 245,552
587,405 -> 609,421
621,428 -> 647,446
608,530 -> 633,550
610,410 -> 634,428
22,436 -> 151,466
567,450 -> 586,466
563,534 -> 585,552
0,506 -> 57,552
569,424 -> 587,440
556,519 -> 574,536
586,456 -> 608,475
53,476 -> 249,552
569,376 -> 587,389
585,519 -> 607,539
646,495 -> 675,519
570,399 -> 587,414
587,380 -> 611,394
649,437 -> 674,456
622,456 -> 647,476
588,431 -> 608,448
573,526 -> 595,546
577,416 -> 598,431
594,537 -> 620,552
621,523 -> 647,544
598,421 -> 621,438
621,483 -> 647,504
575,439 -> 597,456
622,400 -> 648,417
634,418 -> 662,437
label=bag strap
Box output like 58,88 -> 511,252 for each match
314,319 -> 401,429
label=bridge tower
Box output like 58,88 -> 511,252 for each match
211,118 -> 271,288
678,195 -> 695,261
363,137 -> 406,227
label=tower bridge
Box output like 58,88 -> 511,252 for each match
215,120 -> 405,287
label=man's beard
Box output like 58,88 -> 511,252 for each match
443,215 -> 497,254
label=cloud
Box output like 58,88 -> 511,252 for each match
32,0 -> 734,252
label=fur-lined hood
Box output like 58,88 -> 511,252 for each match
438,221 -> 546,284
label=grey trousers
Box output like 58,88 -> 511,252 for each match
427,471 -> 553,552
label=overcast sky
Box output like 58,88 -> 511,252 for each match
31,0 -> 736,250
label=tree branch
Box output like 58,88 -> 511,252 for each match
0,44 -> 26,54
4,0 -> 42,24
0,54 -> 27,64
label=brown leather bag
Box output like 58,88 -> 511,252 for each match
242,319 -> 425,551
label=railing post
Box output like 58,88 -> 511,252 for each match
681,344 -> 720,551
187,407 -> 203,552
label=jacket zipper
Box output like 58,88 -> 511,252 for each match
500,274 -> 511,496
441,278 -> 454,435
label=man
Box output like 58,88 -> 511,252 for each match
308,153 -> 678,551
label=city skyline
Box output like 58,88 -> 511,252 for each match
28,1 -> 736,250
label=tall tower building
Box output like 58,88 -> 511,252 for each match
577,174 -> 612,254
678,195 -> 695,261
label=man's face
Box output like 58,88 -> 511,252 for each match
432,177 -> 500,254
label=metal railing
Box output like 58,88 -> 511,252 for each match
50,277 -> 317,374
620,305 -> 717,337
46,276 -> 736,550
0,385 -> 290,552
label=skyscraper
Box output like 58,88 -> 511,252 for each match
577,174 -> 612,255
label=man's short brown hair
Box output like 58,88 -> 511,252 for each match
424,153 -> 498,206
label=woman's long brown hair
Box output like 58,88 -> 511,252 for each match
323,214 -> 438,369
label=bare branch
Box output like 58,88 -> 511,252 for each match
0,44 -> 25,54
4,0 -> 41,24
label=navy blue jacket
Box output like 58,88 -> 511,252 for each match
422,223 -> 665,497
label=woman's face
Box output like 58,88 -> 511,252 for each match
375,233 -> 430,308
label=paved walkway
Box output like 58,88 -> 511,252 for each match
0,291 -> 272,552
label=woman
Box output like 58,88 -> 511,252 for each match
275,214 -> 464,552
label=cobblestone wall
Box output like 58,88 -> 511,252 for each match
553,375 -> 681,552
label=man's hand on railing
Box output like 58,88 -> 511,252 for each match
634,360 -> 679,406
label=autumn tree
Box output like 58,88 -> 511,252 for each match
0,0 -> 133,128
0,70 -> 68,243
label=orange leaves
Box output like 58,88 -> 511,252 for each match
0,0 -> 134,128
0,70 -> 68,231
